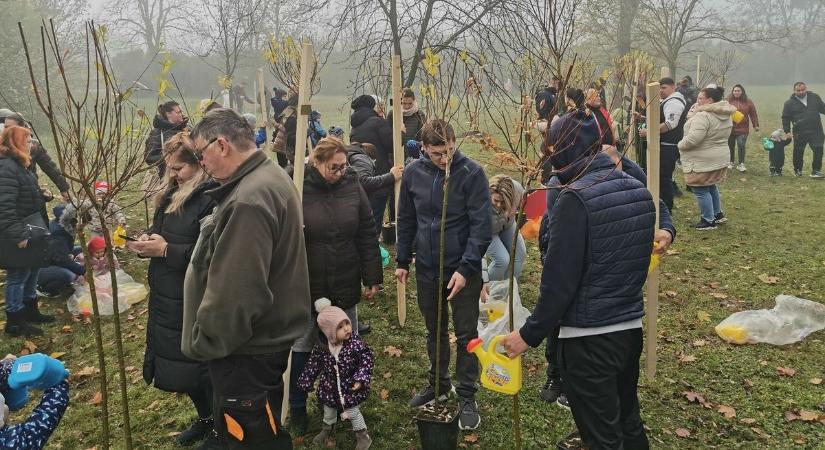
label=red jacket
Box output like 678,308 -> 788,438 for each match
728,98 -> 759,136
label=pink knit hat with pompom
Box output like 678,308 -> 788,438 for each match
315,298 -> 350,344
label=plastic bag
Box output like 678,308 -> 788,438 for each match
478,280 -> 530,349
67,269 -> 147,316
715,295 -> 825,345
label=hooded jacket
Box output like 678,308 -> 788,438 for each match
678,100 -> 737,173
144,115 -> 189,175
0,155 -> 44,242
350,107 -> 394,175
181,151 -> 311,361
296,334 -> 374,409
144,180 -> 216,392
396,151 -> 492,282
45,205 -> 85,275
346,144 -> 395,196
302,165 -> 382,310
728,97 -> 759,136
781,91 -> 825,139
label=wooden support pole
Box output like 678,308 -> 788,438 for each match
644,82 -> 661,379
660,67 -> 671,79
283,39 -> 314,422
257,68 -> 271,154
626,59 -> 641,160
696,54 -> 701,86
391,54 -> 407,327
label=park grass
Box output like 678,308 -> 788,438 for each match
1,86 -> 824,449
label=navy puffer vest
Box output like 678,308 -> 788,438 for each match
560,158 -> 656,328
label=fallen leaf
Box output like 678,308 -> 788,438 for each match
61,325 -> 73,333
710,292 -> 728,300
383,372 -> 393,379
810,378 -> 822,385
692,339 -> 707,347
740,418 -> 757,424
677,353 -> 696,363
75,366 -> 97,377
696,311 -> 711,323
751,427 -> 770,438
379,389 -> 389,401
799,410 -> 819,422
743,379 -> 754,388
709,281 -> 721,289
785,411 -> 799,422
738,266 -> 752,270
675,428 -> 690,438
49,352 -> 67,359
681,391 -> 713,408
464,434 -> 479,443
383,346 -> 402,358
664,291 -> 677,298
666,249 -> 680,256
89,391 -> 102,405
759,360 -> 768,366
166,432 -> 181,437
776,366 -> 796,377
758,273 -> 779,284
718,404 -> 736,419
23,340 -> 37,352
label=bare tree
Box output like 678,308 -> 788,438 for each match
103,0 -> 188,54
326,0 -> 504,91
639,0 -> 782,77
189,0 -> 269,83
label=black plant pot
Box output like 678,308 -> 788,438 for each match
415,406 -> 459,450
382,222 -> 396,245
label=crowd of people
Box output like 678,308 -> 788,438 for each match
0,76 -> 823,450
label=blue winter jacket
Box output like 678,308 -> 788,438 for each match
396,151 -> 492,282
0,360 -> 69,450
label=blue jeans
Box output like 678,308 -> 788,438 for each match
485,221 -> 526,281
37,266 -> 77,295
369,193 -> 389,235
691,184 -> 722,223
4,268 -> 40,313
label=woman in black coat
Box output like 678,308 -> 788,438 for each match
287,137 -> 383,434
0,126 -> 53,337
144,100 -> 189,177
126,133 -> 217,446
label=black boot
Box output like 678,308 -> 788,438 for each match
23,298 -> 55,323
4,310 -> 43,337
358,321 -> 372,335
177,417 -> 214,446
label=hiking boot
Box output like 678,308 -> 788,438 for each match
409,385 -> 455,408
811,171 -> 824,179
35,288 -> 60,299
289,407 -> 308,435
177,417 -> 213,446
354,429 -> 372,450
312,423 -> 335,446
195,430 -> 225,450
693,219 -> 717,231
457,396 -> 481,430
539,377 -> 563,403
23,298 -> 55,323
794,169 -> 803,177
713,212 -> 727,224
737,163 -> 747,172
556,393 -> 571,410
4,310 -> 43,337
358,321 -> 372,335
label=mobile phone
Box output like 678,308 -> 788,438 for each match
119,234 -> 138,242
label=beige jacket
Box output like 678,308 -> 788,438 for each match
678,101 -> 737,173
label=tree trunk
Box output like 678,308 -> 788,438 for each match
617,0 -> 640,56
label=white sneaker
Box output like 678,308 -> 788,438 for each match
737,163 -> 746,172
727,163 -> 733,170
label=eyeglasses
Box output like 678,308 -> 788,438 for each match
326,163 -> 348,174
193,137 -> 218,161
427,150 -> 451,160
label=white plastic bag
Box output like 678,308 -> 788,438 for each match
715,295 -> 825,345
67,269 -> 147,316
478,280 -> 530,349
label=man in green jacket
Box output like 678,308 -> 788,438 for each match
183,108 -> 311,449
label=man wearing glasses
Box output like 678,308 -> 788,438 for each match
181,108 -> 310,449
395,119 -> 492,430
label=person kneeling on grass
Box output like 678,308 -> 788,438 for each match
395,119 -> 492,430
501,110 -> 656,450
0,357 -> 69,450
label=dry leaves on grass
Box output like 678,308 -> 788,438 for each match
464,434 -> 479,443
692,339 -> 707,347
379,389 -> 390,401
61,325 -> 73,333
740,418 -> 757,424
664,291 -> 677,298
49,352 -> 66,359
697,311 -> 711,323
383,346 -> 402,357
810,378 -> 822,385
758,273 -> 779,284
718,404 -> 736,419
785,410 -> 823,422
89,391 -> 102,405
776,366 -> 796,377
710,292 -> 728,300
675,428 -> 691,438
677,352 -> 696,364
682,391 -> 713,409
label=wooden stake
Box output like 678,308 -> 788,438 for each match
696,54 -> 701,86
626,59 -> 641,160
291,40 -> 313,196
282,39 -> 314,422
644,82 -> 661,379
391,54 -> 407,327
257,68 -> 271,154
660,67 -> 671,79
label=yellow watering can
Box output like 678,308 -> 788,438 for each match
467,335 -> 522,395
648,242 -> 661,274
732,110 -> 745,124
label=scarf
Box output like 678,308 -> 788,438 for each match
402,100 -> 420,117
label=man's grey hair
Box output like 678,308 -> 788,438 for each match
191,108 -> 255,151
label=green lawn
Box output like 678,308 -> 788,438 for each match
2,86 -> 824,449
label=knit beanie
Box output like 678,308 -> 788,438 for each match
88,236 -> 106,254
405,139 -> 421,159
315,298 -> 350,344
351,94 -> 376,111
770,129 -> 785,141
93,181 -> 110,194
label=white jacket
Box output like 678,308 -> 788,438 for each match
678,101 -> 737,173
